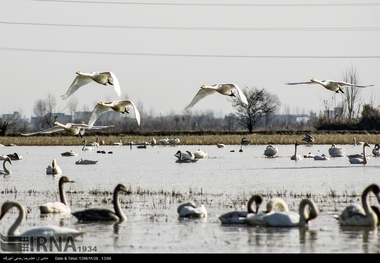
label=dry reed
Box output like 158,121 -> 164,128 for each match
1,133 -> 379,146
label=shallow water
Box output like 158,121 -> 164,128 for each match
1,143 -> 380,253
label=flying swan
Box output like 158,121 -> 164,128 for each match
21,121 -> 113,138
39,176 -> 75,214
0,156 -> 12,175
333,183 -> 380,226
283,78 -> 374,94
87,100 -> 141,129
61,71 -> 121,100
46,159 -> 63,175
0,200 -> 85,239
186,83 -> 248,109
218,195 -> 263,224
72,184 -> 128,221
177,201 -> 207,218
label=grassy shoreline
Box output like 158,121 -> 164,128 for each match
1,132 -> 379,146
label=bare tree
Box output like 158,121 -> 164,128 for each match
230,87 -> 281,133
342,65 -> 364,120
0,111 -> 21,136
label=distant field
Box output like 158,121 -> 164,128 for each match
1,131 -> 379,146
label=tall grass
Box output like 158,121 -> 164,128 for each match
0,133 -> 378,146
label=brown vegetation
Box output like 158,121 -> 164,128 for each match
1,130 -> 379,146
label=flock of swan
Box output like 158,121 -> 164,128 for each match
0,179 -> 129,240
2,179 -> 380,241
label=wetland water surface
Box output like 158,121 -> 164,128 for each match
1,143 -> 380,253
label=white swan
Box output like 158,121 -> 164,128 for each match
87,100 -> 141,129
61,71 -> 121,100
158,137 -> 169,145
245,198 -> 290,226
328,144 -> 345,157
151,138 -> 156,145
353,137 -> 364,145
21,121 -> 113,138
39,176 -> 75,214
46,159 -> 62,175
186,83 -> 248,109
168,137 -> 180,145
290,142 -> 303,161
260,198 -> 319,227
0,156 -> 12,175
177,201 -> 207,218
82,140 -> 94,151
241,137 -> 250,145
174,150 -> 197,163
113,138 -> 123,146
217,142 -> 226,148
0,200 -> 85,239
372,144 -> 380,157
283,78 -> 374,94
86,137 -> 100,147
61,150 -> 78,156
333,184 -> 380,226
264,145 -> 278,157
72,184 -> 128,221
193,149 -> 208,159
349,142 -> 370,164
75,158 -> 98,165
314,154 -> 330,161
218,195 -> 263,224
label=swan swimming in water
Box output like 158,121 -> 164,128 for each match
0,156 -> 12,175
349,142 -> 370,165
61,71 -> 121,100
82,140 -> 95,151
260,198 -> 319,227
72,184 -> 128,221
290,142 -> 303,161
314,154 -> 329,161
193,149 -> 208,159
39,176 -> 75,214
283,78 -> 374,94
46,159 -> 62,175
328,144 -> 345,157
263,145 -> 278,157
218,195 -> 263,224
245,198 -> 290,226
333,184 -> 380,226
186,83 -> 248,109
174,150 -> 197,163
87,100 -> 141,129
0,200 -> 85,239
177,201 -> 207,218
372,143 -> 380,157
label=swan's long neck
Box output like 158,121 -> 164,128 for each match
363,144 -> 368,165
266,198 -> 289,213
3,159 -> 11,174
298,199 -> 319,227
247,195 -> 263,213
114,187 -> 126,221
59,180 -> 68,206
361,185 -> 377,219
8,202 -> 24,236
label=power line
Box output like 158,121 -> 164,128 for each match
30,1 -> 380,7
1,21 -> 379,32
1,47 -> 379,59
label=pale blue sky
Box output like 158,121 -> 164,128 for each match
1,0 -> 379,119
